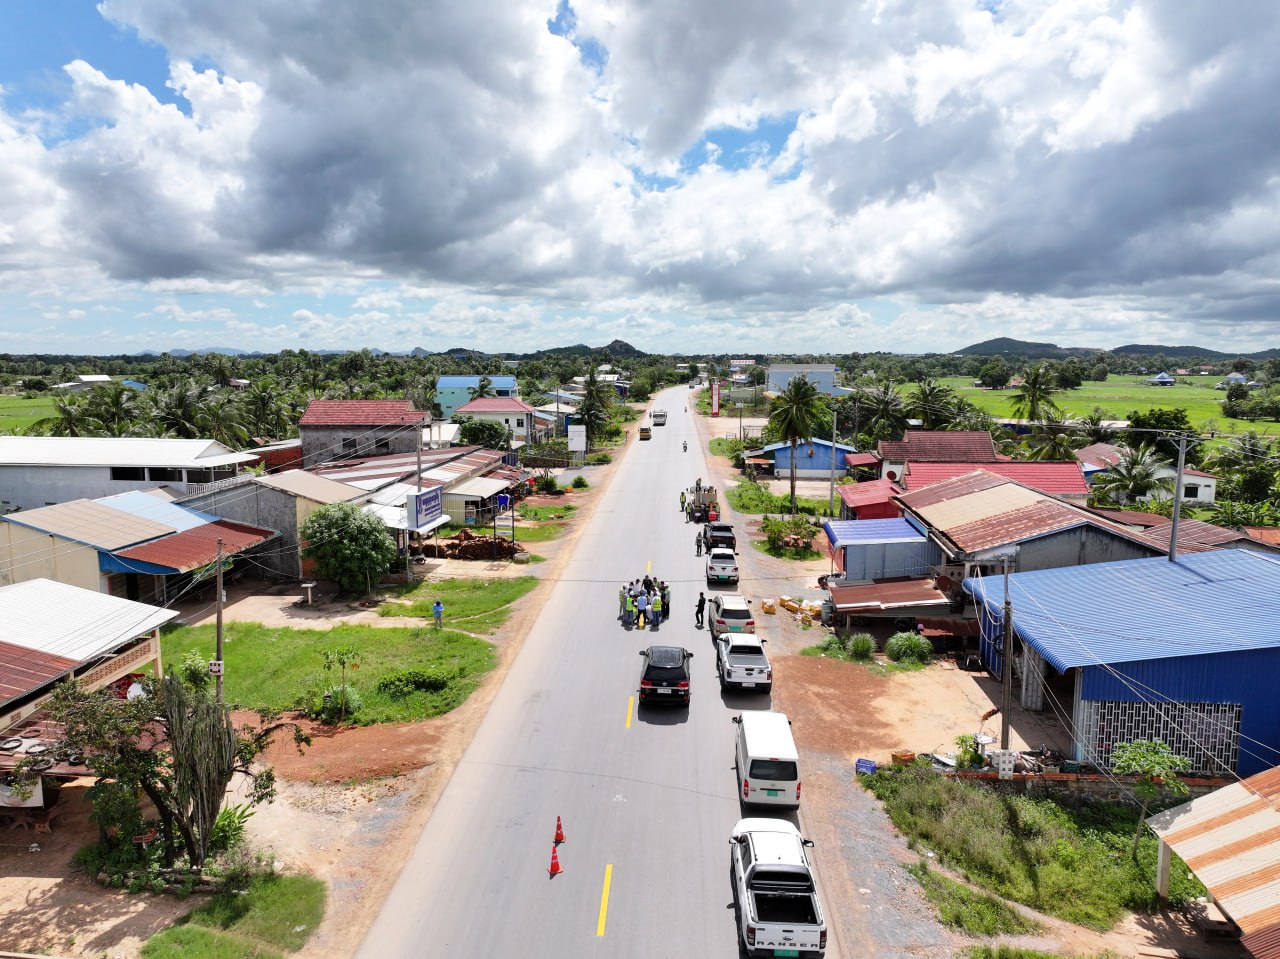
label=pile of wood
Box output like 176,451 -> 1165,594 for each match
419,527 -> 519,560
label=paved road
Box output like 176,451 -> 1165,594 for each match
356,387 -> 823,958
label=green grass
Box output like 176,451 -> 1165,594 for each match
908,862 -> 1040,936
143,874 -> 324,958
966,950 -> 1122,959
708,437 -> 740,457
725,480 -> 828,515
381,576 -> 539,633
800,643 -> 926,673
751,539 -> 821,561
161,622 -> 495,723
506,523 -> 567,543
863,763 -> 1206,930
0,395 -> 55,434
517,503 -> 578,521
930,376 -> 1266,431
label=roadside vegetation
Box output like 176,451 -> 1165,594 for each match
517,503 -> 577,520
803,632 -> 929,673
862,762 -> 1205,929
726,478 -> 827,515
906,862 -> 1040,936
966,950 -> 1122,959
161,622 -> 496,724
142,873 -> 325,959
383,576 -> 539,632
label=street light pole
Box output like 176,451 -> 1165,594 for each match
828,406 -> 837,518
215,537 -> 224,705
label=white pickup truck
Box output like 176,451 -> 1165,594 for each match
730,818 -> 827,958
705,547 -> 739,585
715,633 -> 771,692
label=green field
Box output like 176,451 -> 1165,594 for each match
931,376 -> 1270,432
0,395 -> 54,433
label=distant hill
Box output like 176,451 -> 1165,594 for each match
1110,344 -> 1228,358
168,347 -> 249,357
953,337 -> 1095,357
516,339 -> 647,360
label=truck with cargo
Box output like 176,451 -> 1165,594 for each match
730,817 -> 827,957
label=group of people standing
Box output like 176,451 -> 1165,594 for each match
619,576 -> 671,629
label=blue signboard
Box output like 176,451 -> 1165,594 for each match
497,494 -> 511,510
411,487 -> 443,529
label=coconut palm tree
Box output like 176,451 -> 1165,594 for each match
905,378 -> 958,431
84,382 -> 143,437
577,369 -> 614,450
768,376 -> 830,514
1089,444 -> 1175,505
863,382 -> 908,440
1023,425 -> 1084,462
29,395 -> 103,436
468,376 -> 496,401
1011,363 -> 1061,423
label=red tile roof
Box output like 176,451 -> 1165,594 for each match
878,431 -> 998,463
0,640 -> 77,704
114,520 -> 276,572
454,397 -> 537,414
1075,442 -> 1126,467
903,461 -> 1089,496
837,478 -> 902,509
299,400 -> 424,427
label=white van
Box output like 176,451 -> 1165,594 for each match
732,711 -> 801,809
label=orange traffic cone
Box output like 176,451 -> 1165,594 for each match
548,844 -> 564,878
554,816 -> 566,844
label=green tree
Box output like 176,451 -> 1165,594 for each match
468,375 -> 495,400
768,376 -> 830,514
454,415 -> 511,449
1111,739 -> 1191,858
576,368 -> 614,450
1011,363 -> 1061,423
906,378 -> 958,431
1089,444 -> 1175,505
1023,423 -> 1083,461
1125,408 -> 1202,466
29,395 -> 103,436
37,672 -> 304,869
864,381 -> 908,440
301,502 -> 398,595
977,359 -> 1011,390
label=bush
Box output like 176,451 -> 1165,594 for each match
885,631 -> 932,664
376,668 -> 451,699
585,451 -> 611,465
571,475 -> 589,489
849,633 -> 874,660
209,803 -> 255,854
308,684 -> 362,724
534,474 -> 559,494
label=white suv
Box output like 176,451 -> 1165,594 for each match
709,594 -> 755,639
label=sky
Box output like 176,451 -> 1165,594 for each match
1,1 -> 1279,357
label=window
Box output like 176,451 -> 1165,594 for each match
1184,485 -> 1199,499
375,440 -> 390,455
111,467 -> 146,481
516,417 -> 524,428
342,438 -> 358,454
749,759 -> 798,781
186,468 -> 215,483
148,467 -> 183,481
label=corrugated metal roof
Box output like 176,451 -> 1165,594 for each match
97,490 -> 216,531
0,578 -> 177,662
436,375 -> 517,389
255,470 -> 362,504
823,518 -> 925,549
299,400 -> 424,427
4,499 -> 174,550
113,520 -> 275,573
450,476 -> 510,498
946,499 -> 1087,552
878,431 -> 999,463
904,461 -> 1089,495
1133,519 -> 1255,554
0,639 -> 77,704
895,469 -> 1010,510
0,436 -> 254,468
829,578 -> 950,612
1086,507 -> 1169,529
454,397 -> 536,414
1245,527 -> 1280,546
1148,766 -> 1280,959
963,550 -> 1280,671
914,481 -> 1044,529
844,451 -> 881,468
837,479 -> 901,509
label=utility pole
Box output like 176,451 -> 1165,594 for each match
828,405 -> 837,518
1000,556 -> 1013,750
215,537 -> 225,705
1167,436 -> 1187,562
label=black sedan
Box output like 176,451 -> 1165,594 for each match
638,645 -> 693,707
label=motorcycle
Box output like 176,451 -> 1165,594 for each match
683,441 -> 688,452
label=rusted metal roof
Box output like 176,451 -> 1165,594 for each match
1133,518 -> 1256,554
878,431 -> 999,463
1086,506 -> 1170,529
3,498 -> 174,550
1245,527 -> 1280,546
1148,766 -> 1280,959
945,499 -> 1085,552
829,577 -> 951,612
843,451 -> 881,468
837,478 -> 902,509
0,640 -> 77,704
113,520 -> 275,572
894,469 -> 1010,510
904,461 -> 1089,496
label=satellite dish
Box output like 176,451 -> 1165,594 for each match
126,682 -> 146,700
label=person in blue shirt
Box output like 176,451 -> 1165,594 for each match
432,599 -> 444,628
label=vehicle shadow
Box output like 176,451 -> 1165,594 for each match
719,688 -> 772,710
634,701 -> 691,725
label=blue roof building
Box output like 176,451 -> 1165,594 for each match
965,551 -> 1280,776
434,375 -> 519,420
822,518 -> 939,581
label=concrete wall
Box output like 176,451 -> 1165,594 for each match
1016,526 -> 1159,571
0,464 -> 236,512
0,522 -> 102,590
180,483 -> 302,579
299,425 -> 419,468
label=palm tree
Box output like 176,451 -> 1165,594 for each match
1078,406 -> 1118,443
577,369 -> 614,450
864,382 -> 908,440
1022,425 -> 1084,462
29,395 -> 103,436
468,376 -> 495,401
146,380 -> 208,438
1089,444 -> 1175,505
905,379 -> 957,431
84,382 -> 143,436
768,376 -> 830,514
242,379 -> 290,439
1011,363 -> 1061,423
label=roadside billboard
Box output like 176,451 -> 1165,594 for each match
711,380 -> 721,416
411,486 -> 443,530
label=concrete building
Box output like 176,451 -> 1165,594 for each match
0,436 -> 257,513
298,400 -> 427,468
435,375 -> 519,420
453,397 -> 549,445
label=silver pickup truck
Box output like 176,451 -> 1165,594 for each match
715,633 -> 771,692
730,818 -> 827,958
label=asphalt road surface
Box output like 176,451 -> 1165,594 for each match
356,387 -> 829,958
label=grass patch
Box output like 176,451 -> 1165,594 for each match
161,622 -> 495,723
725,480 -> 828,515
751,539 -> 821,561
0,395 -> 55,434
517,503 -> 578,521
800,644 -> 924,673
708,437 -> 740,457
143,874 -> 324,958
385,576 -> 538,630
863,763 -> 1206,930
967,950 -> 1122,959
908,862 -> 1040,936
506,522 -> 567,543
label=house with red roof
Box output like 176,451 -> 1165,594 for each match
877,431 -> 1000,484
902,461 -> 1090,500
1074,442 -> 1218,505
453,397 -> 550,445
836,478 -> 902,520
299,399 -> 428,468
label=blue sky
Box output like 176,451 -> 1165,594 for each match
1,1 -> 1279,356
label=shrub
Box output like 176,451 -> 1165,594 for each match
209,803 -> 255,854
308,684 -> 362,724
849,633 -> 874,660
571,475 -> 589,489
376,668 -> 451,698
534,474 -> 559,494
885,631 -> 932,664
585,451 -> 611,465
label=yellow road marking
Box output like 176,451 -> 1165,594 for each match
625,695 -> 634,729
646,559 -> 652,574
597,863 -> 614,937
